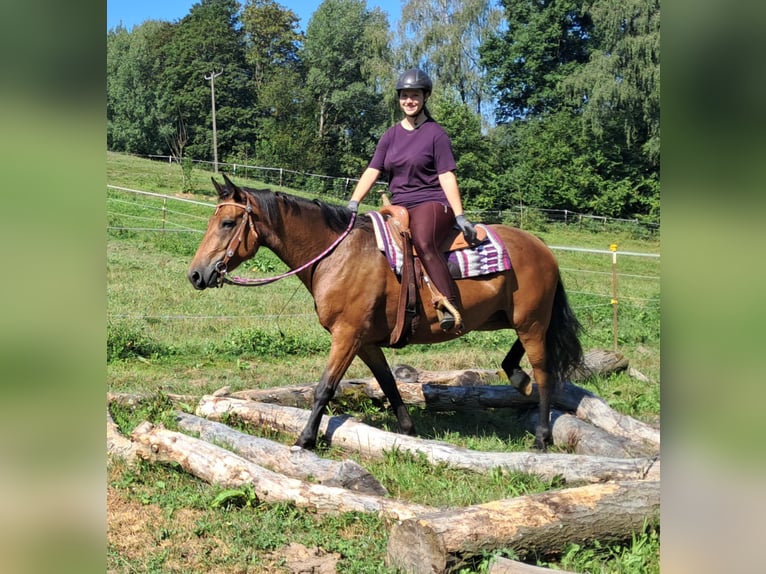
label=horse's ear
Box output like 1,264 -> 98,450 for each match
221,173 -> 246,203
211,177 -> 233,201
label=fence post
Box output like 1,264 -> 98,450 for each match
162,197 -> 167,235
610,243 -> 618,350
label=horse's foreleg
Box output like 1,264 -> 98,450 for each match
501,338 -> 532,395
294,337 -> 358,450
357,345 -> 416,436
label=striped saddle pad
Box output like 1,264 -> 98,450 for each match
366,211 -> 512,279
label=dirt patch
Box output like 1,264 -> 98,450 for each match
108,485 -> 339,573
266,543 -> 340,573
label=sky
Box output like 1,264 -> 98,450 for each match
107,0 -> 402,32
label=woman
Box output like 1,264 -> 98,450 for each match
347,68 -> 477,331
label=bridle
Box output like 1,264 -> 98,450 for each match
212,197 -> 357,287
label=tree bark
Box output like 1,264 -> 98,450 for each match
175,412 -> 387,496
489,557 -> 577,574
196,397 -> 659,484
229,350 -> 627,406
386,480 -> 660,574
528,409 -> 653,458
106,408 -> 138,463
130,421 -> 431,521
553,382 -> 660,448
226,365 -> 658,456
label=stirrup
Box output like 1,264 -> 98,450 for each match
435,298 -> 462,332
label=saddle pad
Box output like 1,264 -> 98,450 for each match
366,211 -> 512,279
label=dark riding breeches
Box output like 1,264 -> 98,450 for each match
408,201 -> 458,304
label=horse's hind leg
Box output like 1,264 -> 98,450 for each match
517,329 -> 553,450
357,345 -> 416,436
501,338 -> 532,395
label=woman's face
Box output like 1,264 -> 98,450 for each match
398,89 -> 426,117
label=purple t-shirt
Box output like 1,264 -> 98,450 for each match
368,119 -> 458,209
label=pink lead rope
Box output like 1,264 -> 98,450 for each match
221,212 -> 357,287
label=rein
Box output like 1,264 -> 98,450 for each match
214,198 -> 357,287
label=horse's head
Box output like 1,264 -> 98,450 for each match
187,174 -> 261,290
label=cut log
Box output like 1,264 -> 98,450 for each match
386,480 -> 660,574
553,382 -> 660,448
130,421 -> 432,520
106,408 -> 138,463
229,349 -> 627,406
528,409 -> 652,458
489,557 -> 577,574
196,397 -> 659,484
175,412 -> 387,496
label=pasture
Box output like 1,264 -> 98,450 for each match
107,152 -> 660,573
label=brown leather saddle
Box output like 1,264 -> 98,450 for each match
379,205 -> 487,255
378,205 -> 484,347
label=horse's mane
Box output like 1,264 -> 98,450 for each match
241,186 -> 369,234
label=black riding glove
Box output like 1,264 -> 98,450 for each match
347,200 -> 359,214
456,214 -> 477,244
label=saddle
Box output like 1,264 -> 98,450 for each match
378,204 -> 485,347
379,205 -> 488,255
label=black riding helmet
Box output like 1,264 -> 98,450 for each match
396,68 -> 433,94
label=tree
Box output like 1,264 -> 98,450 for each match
480,0 -> 659,219
241,0 -> 303,93
156,0 -> 255,163
481,0 -> 593,122
565,0 -> 660,172
398,0 -> 503,121
107,21 -> 169,154
241,0 -> 306,168
302,0 -> 393,176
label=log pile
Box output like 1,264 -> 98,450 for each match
107,349 -> 660,573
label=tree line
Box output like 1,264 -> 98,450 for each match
107,0 -> 659,221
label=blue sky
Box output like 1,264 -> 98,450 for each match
107,0 -> 402,32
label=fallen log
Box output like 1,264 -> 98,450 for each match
229,349 -> 627,406
386,480 -> 660,574
228,379 -> 659,455
528,409 -> 652,458
175,412 -> 387,496
196,397 -> 659,484
130,421 -> 432,521
489,557 -> 576,574
553,382 -> 660,448
106,408 -> 138,463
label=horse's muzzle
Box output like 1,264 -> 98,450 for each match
187,262 -> 223,290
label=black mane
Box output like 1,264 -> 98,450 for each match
242,186 -> 366,233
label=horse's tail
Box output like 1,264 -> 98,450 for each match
545,278 -> 584,382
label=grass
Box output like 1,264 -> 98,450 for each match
107,151 -> 660,573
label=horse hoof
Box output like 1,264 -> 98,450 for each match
294,437 -> 316,450
510,369 -> 532,395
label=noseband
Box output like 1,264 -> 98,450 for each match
213,197 -> 357,287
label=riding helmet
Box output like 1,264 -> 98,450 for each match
396,68 -> 433,94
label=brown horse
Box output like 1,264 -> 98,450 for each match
188,175 -> 583,450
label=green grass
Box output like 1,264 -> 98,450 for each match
107,151 -> 660,573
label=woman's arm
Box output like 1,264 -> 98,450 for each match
349,167 -> 382,204
438,170 -> 464,216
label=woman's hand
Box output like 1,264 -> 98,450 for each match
455,215 -> 477,245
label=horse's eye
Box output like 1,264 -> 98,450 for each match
221,219 -> 236,230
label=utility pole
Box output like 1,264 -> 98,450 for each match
204,68 -> 223,173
